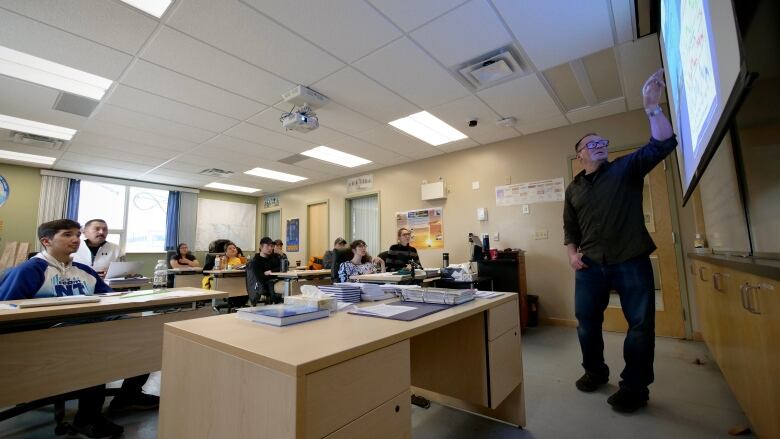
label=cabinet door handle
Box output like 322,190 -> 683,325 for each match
698,266 -> 708,281
746,284 -> 762,315
690,263 -> 696,275
740,283 -> 750,311
712,273 -> 724,292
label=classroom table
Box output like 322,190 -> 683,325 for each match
270,269 -> 332,295
0,287 -> 226,408
158,292 -> 525,438
169,267 -> 204,289
202,269 -> 247,298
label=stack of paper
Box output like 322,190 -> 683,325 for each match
400,288 -> 475,305
318,283 -> 362,303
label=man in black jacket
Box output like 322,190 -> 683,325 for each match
563,69 -> 675,413
247,237 -> 281,304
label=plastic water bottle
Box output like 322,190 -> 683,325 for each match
153,259 -> 168,292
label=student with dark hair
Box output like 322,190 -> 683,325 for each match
0,219 -> 159,438
323,237 -> 348,269
273,239 -> 289,268
72,218 -> 123,278
170,242 -> 199,268
337,240 -> 385,282
247,237 -> 281,304
385,228 -> 420,271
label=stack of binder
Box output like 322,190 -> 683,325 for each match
400,288 -> 475,305
319,283 -> 362,303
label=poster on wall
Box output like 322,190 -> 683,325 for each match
395,208 -> 443,249
495,177 -> 565,206
286,218 -> 300,252
0,175 -> 8,207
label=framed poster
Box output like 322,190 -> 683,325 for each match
395,208 -> 443,249
286,218 -> 300,252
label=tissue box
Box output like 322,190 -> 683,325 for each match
284,295 -> 337,312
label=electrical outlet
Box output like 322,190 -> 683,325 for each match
534,229 -> 548,240
493,232 -> 500,242
522,204 -> 530,215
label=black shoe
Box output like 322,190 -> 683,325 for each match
411,394 -> 431,409
69,415 -> 124,438
607,388 -> 648,413
108,393 -> 159,412
575,373 -> 609,392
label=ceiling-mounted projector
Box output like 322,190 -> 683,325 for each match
280,85 -> 327,132
281,111 -> 319,132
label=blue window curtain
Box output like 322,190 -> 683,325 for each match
65,179 -> 80,220
165,191 -> 181,251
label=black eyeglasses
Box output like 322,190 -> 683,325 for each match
577,139 -> 609,153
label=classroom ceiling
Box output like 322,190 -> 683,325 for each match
0,0 -> 663,194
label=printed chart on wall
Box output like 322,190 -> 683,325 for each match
495,178 -> 564,206
286,218 -> 299,252
395,208 -> 443,249
196,199 -> 256,251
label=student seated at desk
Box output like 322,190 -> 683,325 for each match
202,242 -> 247,289
72,218 -> 123,278
323,237 -> 348,269
170,242 -> 199,268
273,239 -> 289,269
384,227 -> 420,272
0,219 -> 159,439
247,237 -> 282,305
338,239 -> 385,282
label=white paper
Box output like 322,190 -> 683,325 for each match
353,304 -> 416,317
0,304 -> 17,310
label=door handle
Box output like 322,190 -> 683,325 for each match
690,263 -> 696,275
745,284 -> 762,315
712,272 -> 724,292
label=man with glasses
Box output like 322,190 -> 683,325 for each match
563,69 -> 675,413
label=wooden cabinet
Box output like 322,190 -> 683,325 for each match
691,259 -> 779,438
478,251 -> 528,328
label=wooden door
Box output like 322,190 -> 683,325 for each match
307,202 -> 328,260
571,149 -> 685,337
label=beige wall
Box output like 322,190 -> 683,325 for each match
264,109 -> 694,322
0,163 -> 42,249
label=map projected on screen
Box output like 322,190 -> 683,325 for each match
660,0 -> 744,201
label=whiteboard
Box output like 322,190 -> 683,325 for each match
195,199 -> 256,251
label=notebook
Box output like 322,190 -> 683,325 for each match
235,304 -> 329,326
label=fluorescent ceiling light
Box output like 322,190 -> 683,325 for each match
0,114 -> 77,140
244,167 -> 307,183
0,45 -> 113,100
118,0 -> 173,18
0,149 -> 56,165
301,146 -> 371,168
205,182 -> 261,193
389,111 -> 467,146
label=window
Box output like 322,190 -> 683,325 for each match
77,180 -> 169,253
347,194 -> 379,256
262,210 -> 281,240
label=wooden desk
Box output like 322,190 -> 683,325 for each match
106,278 -> 151,291
170,267 -> 204,289
159,293 -> 524,438
351,273 -> 411,283
203,269 -> 247,298
271,269 -> 332,295
0,288 -> 226,407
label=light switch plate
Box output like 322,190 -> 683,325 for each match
493,232 -> 500,242
522,204 -> 530,214
534,229 -> 548,240
477,207 -> 487,221
472,181 -> 480,190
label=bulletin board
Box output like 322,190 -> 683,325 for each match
395,208 -> 443,249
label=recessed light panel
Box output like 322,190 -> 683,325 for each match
389,111 -> 467,146
301,146 -> 371,168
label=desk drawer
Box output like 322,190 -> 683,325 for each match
488,298 -> 520,341
304,340 -> 410,439
488,325 -> 523,408
324,390 -> 411,439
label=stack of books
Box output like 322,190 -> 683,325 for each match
318,283 -> 362,303
235,304 -> 329,326
400,288 -> 475,305
356,283 -> 396,301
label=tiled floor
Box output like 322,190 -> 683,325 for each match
0,326 -> 753,438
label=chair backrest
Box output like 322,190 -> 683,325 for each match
330,248 -> 354,282
245,258 -> 260,305
165,251 -> 177,268
377,251 -> 389,262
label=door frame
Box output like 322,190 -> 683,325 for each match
344,191 -> 381,254
566,142 -> 693,339
260,207 -> 282,241
306,199 -> 330,261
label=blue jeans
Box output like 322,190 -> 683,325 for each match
575,255 -> 655,396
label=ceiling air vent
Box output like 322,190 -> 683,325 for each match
456,46 -> 525,90
10,131 -> 66,150
53,92 -> 100,117
278,154 -> 307,165
199,168 -> 234,178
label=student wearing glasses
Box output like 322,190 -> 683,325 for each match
337,240 -> 385,282
384,228 -> 420,272
563,69 -> 675,413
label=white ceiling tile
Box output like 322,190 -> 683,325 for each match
429,94 -> 517,144
107,85 -> 239,132
223,123 -> 317,154
94,104 -> 217,143
58,151 -> 156,172
167,0 -> 344,85
565,98 -> 626,124
493,0 -> 614,71
410,0 -> 512,67
242,0 -> 401,63
314,102 -> 382,135
326,135 -> 409,165
194,135 -> 290,162
65,142 -> 170,167
121,60 -> 266,119
611,0 -> 635,44
352,125 -> 440,158
81,119 -> 198,152
291,157 -> 357,176
313,67 -> 418,122
517,114 -> 569,135
0,8 -> 133,79
616,34 -> 665,110
245,107 -> 347,145
54,159 -> 145,179
0,0 -> 158,54
367,0 -> 468,32
436,137 -> 479,153
477,74 -> 563,123
0,76 -> 87,130
353,37 -> 470,108
142,27 -> 294,105
71,131 -> 182,159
